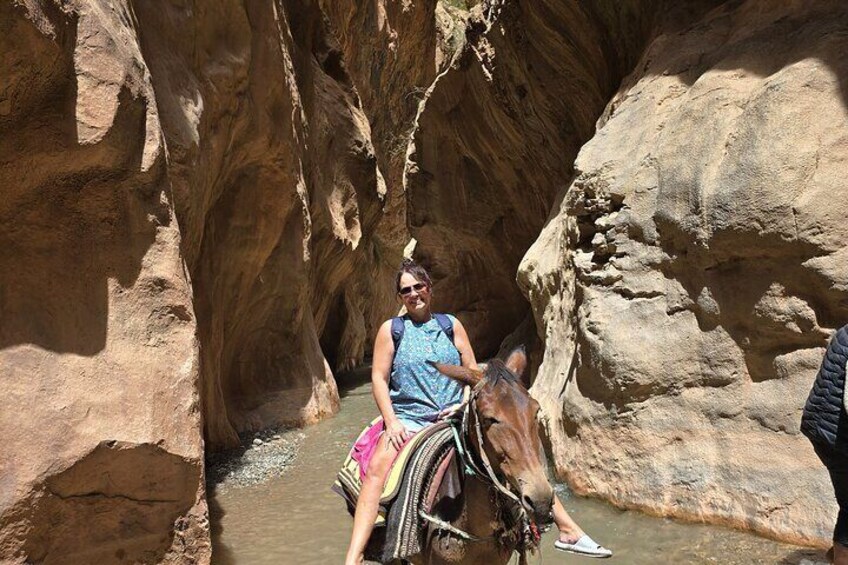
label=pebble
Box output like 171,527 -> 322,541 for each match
205,427 -> 305,491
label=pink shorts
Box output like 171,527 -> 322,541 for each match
351,419 -> 417,481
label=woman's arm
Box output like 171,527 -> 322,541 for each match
372,320 -> 409,449
452,317 -> 478,370
439,318 -> 478,410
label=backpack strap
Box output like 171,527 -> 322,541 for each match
434,313 -> 455,344
391,316 -> 406,354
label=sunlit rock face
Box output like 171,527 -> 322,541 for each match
405,0 -> 660,357
0,2 -> 209,562
520,0 -> 848,546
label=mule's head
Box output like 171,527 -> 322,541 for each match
432,348 -> 554,526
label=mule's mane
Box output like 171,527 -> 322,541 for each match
482,358 -> 521,388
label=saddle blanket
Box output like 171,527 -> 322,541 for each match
332,420 -> 457,561
332,419 -> 451,521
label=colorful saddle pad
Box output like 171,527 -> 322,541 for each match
332,419 -> 453,526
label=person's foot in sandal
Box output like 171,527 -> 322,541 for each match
554,534 -> 613,558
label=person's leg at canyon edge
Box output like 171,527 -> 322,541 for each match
552,495 -> 612,557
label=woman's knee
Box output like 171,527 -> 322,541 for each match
367,443 -> 397,476
361,472 -> 385,491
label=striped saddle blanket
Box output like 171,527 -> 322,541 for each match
332,421 -> 457,562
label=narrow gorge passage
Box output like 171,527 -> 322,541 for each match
3,0 -> 847,561
208,368 -> 826,564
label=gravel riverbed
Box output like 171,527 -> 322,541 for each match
206,427 -> 306,491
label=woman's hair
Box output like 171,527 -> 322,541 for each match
395,258 -> 432,293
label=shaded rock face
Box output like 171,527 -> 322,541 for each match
1,0 -> 426,561
520,0 -> 848,546
405,0 -> 661,356
13,443 -> 203,564
320,0 -> 440,252
129,0 -> 398,448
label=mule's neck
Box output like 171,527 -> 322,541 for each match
461,476 -> 498,535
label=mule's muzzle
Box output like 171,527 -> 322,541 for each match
522,493 -> 555,526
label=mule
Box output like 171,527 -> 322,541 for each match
411,348 -> 554,565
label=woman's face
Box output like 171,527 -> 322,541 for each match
398,272 -> 431,314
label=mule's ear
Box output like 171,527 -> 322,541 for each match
504,346 -> 527,378
427,361 -> 483,387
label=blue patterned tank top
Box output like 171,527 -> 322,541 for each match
390,314 -> 463,432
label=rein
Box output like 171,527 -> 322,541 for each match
464,387 -> 525,509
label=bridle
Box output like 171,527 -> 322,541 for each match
456,382 -> 526,508
420,380 -> 542,558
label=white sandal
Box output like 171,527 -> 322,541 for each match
554,534 -> 613,558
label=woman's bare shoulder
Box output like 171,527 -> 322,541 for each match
376,319 -> 394,340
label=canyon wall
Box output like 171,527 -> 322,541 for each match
130,0 -> 401,449
396,0 -> 846,548
405,0 -> 662,356
0,2 -> 209,562
3,0 -> 848,561
0,0 -> 439,561
520,0 -> 848,546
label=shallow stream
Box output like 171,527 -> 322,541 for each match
210,369 -> 827,564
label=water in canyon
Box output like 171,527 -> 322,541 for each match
210,368 -> 828,564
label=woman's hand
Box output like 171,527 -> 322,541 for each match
438,403 -> 464,420
384,418 -> 410,451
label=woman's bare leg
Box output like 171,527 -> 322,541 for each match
344,436 -> 399,565
553,495 -> 585,543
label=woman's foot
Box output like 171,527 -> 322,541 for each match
557,524 -> 584,545
344,553 -> 363,565
554,533 -> 613,559
551,496 -> 611,557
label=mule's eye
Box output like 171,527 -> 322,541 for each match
483,416 -> 499,427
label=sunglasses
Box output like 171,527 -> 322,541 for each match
398,282 -> 428,296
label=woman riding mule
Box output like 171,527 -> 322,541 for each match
344,259 -> 611,564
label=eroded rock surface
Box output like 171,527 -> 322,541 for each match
130,0 -> 395,448
1,0 -> 422,561
321,0 -> 440,252
405,0 -> 661,356
520,0 -> 848,545
4,0 -> 848,559
0,3 -> 208,562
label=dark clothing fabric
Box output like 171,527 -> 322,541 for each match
813,442 -> 848,546
801,325 -> 848,453
803,325 -> 848,547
